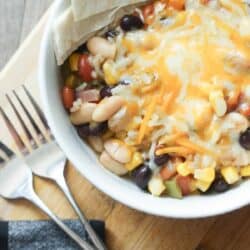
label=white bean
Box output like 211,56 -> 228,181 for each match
209,90 -> 227,117
100,151 -> 128,176
70,102 -> 97,125
88,136 -> 104,153
92,96 -> 125,122
87,37 -> 116,60
223,112 -> 248,134
108,106 -> 131,132
104,139 -> 132,163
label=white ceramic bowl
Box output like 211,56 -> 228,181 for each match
39,0 -> 250,218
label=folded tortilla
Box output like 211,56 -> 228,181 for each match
53,2 -> 147,65
71,0 -> 146,21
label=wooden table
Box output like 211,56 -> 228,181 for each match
0,6 -> 250,250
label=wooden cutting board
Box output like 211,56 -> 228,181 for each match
0,7 -> 250,250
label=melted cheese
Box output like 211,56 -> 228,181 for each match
137,95 -> 157,144
102,0 -> 250,166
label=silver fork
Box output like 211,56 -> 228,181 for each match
1,85 -> 107,250
0,141 -> 94,250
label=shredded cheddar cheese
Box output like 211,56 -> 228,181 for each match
101,0 -> 250,168
159,132 -> 187,145
64,0 -> 250,198
176,138 -> 216,157
137,95 -> 158,144
156,146 -> 195,156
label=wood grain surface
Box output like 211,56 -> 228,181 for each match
0,3 -> 250,250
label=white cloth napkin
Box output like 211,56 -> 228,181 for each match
0,14 -> 46,153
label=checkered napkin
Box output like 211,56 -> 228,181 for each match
0,219 -> 105,250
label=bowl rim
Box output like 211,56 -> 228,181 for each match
39,0 -> 250,219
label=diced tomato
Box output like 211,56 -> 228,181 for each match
160,166 -> 176,180
78,54 -> 94,82
200,0 -> 210,4
226,90 -> 241,112
239,103 -> 250,118
62,86 -> 75,109
142,4 -> 155,24
176,175 -> 193,196
168,0 -> 185,10
76,89 -> 100,103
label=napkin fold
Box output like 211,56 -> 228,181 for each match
0,219 -> 105,250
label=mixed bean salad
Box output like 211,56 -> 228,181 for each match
61,0 -> 250,198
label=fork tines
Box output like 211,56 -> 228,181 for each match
0,141 -> 14,163
0,106 -> 25,153
0,86 -> 51,155
22,85 -> 49,129
5,93 -> 33,142
0,141 -> 14,158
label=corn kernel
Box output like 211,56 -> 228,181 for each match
195,180 -> 211,192
101,131 -> 114,140
103,61 -> 118,85
148,177 -> 166,196
69,53 -> 80,72
125,152 -> 143,171
240,166 -> 250,177
194,104 -> 213,131
65,74 -> 80,88
176,162 -> 193,176
194,167 -> 215,183
190,179 -> 197,192
116,131 -> 127,140
240,17 -> 250,39
209,90 -> 227,117
221,166 -> 240,184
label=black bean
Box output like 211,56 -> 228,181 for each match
77,122 -> 108,138
131,164 -> 152,190
76,43 -> 88,53
77,124 -> 90,138
204,174 -> 230,194
89,122 -> 108,136
100,86 -> 112,99
212,178 -> 230,193
154,153 -> 169,166
105,29 -> 119,38
239,127 -> 250,150
120,15 -> 144,31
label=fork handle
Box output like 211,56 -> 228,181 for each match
27,190 -> 95,250
55,174 -> 107,250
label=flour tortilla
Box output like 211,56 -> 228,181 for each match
53,7 -> 118,65
53,2 -> 147,65
71,0 -> 146,21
